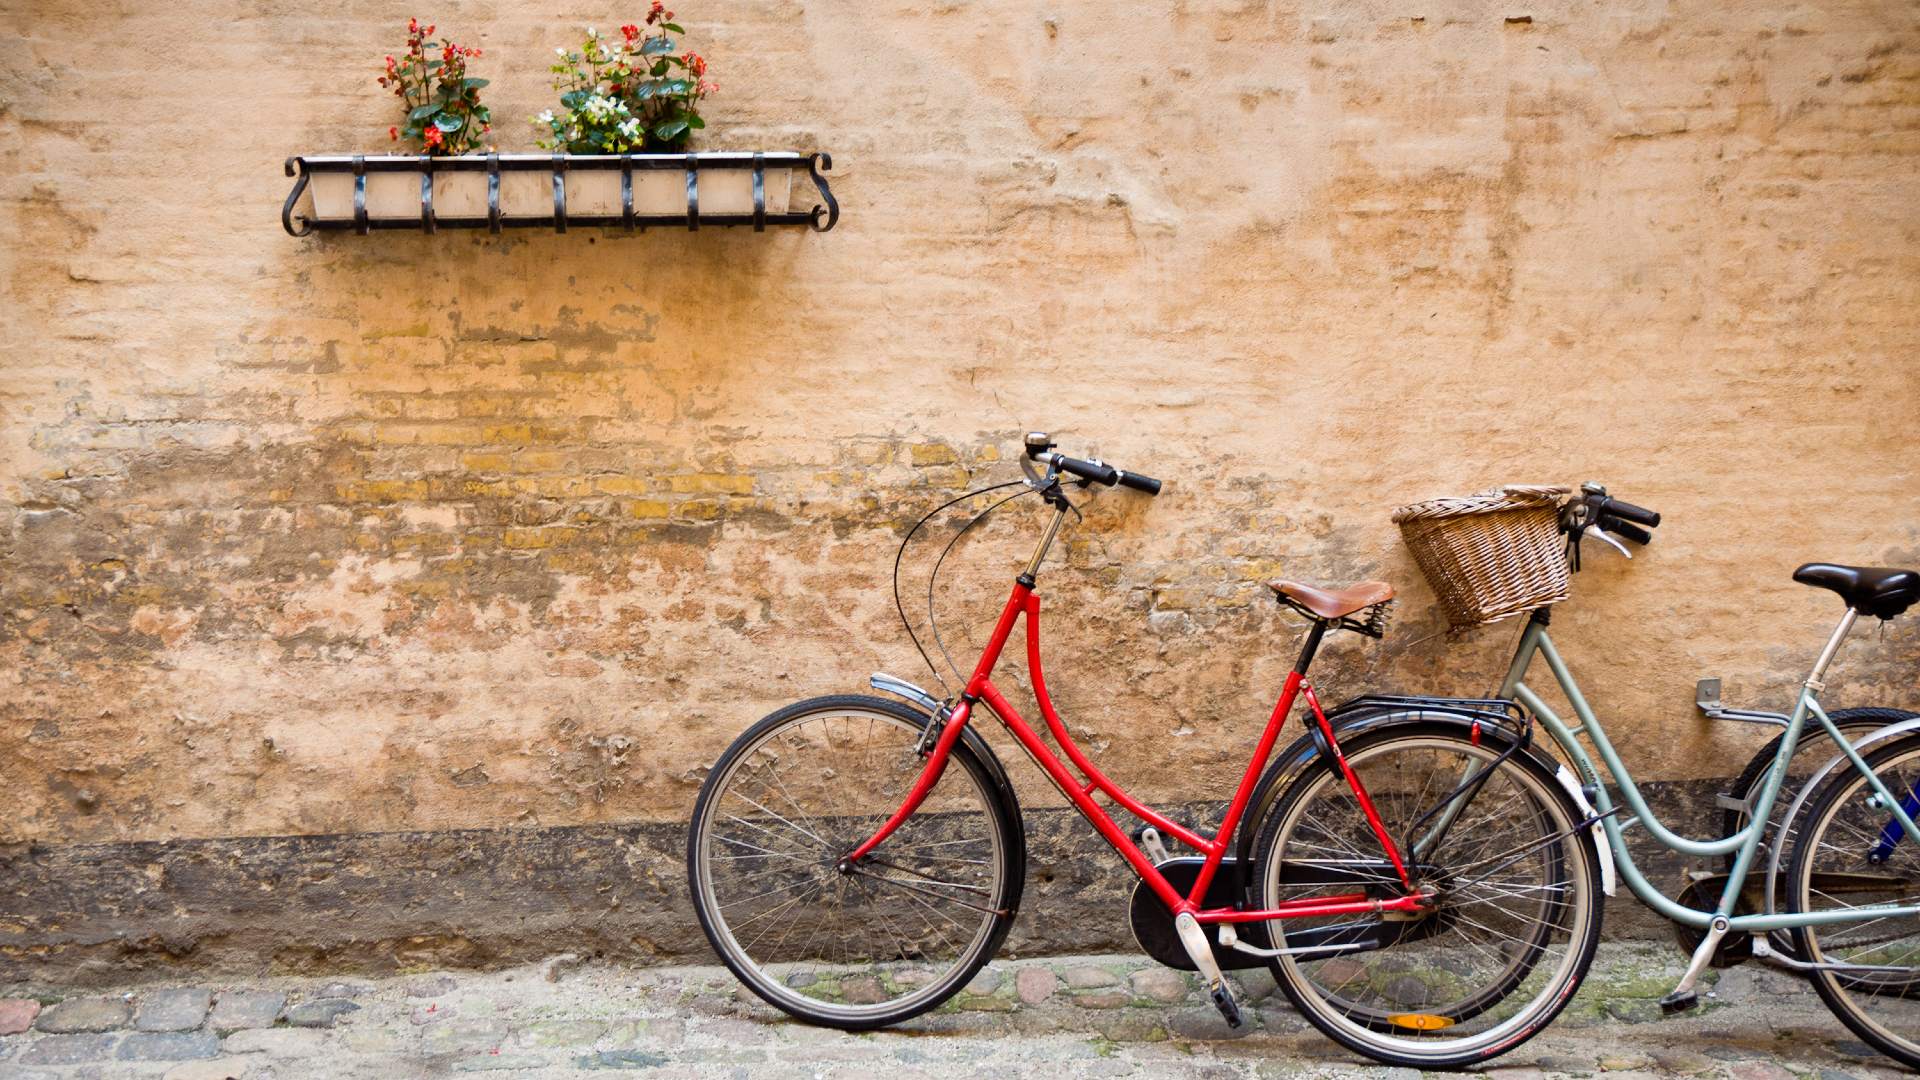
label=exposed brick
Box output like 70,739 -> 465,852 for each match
665,473 -> 754,495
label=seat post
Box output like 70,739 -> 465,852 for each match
1292,619 -> 1328,675
1806,608 -> 1859,692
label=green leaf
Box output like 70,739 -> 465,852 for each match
560,90 -> 588,109
632,80 -> 657,99
649,59 -> 668,76
408,103 -> 440,122
663,78 -> 692,95
640,35 -> 675,55
663,22 -> 684,32
685,113 -> 705,129
464,77 -> 489,88
425,59 -> 442,70
434,114 -> 465,132
653,117 -> 689,140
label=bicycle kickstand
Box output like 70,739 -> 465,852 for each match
1661,914 -> 1729,1014
1172,912 -> 1242,1028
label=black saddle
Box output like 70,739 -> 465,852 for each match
1794,563 -> 1920,619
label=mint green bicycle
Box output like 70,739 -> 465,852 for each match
1262,482 -> 1920,1067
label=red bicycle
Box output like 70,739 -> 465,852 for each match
688,434 -> 1603,1067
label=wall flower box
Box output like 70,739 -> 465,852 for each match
282,151 -> 838,235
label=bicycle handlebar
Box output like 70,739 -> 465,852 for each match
1600,518 -> 1653,545
1571,484 -> 1660,549
1023,433 -> 1161,496
1603,498 -> 1660,528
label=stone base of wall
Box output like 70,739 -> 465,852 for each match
1,779 -> 1733,986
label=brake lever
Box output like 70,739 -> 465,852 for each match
1582,524 -> 1632,560
1018,454 -> 1054,491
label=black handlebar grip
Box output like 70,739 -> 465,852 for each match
1116,470 -> 1162,496
1601,517 -> 1653,545
1605,498 -> 1660,528
1054,454 -> 1120,486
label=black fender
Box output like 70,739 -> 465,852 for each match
1231,695 -> 1553,889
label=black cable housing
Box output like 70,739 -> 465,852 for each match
890,480 -> 1027,695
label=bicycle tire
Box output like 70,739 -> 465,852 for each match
1254,723 -> 1604,1068
687,694 -> 1025,1029
1786,730 -> 1920,1068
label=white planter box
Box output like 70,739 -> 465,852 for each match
298,153 -> 800,227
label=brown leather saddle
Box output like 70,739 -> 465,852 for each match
1268,579 -> 1395,620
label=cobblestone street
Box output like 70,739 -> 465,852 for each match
0,944 -> 1901,1079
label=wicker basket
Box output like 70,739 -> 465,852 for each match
1391,485 -> 1571,630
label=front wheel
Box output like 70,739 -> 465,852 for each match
687,694 -> 1025,1029
1255,725 -> 1603,1068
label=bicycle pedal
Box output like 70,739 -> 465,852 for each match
1209,984 -> 1243,1029
1658,989 -> 1699,1015
1132,825 -> 1171,865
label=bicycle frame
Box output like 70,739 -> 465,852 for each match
847,502 -> 1423,926
1498,609 -> 1920,933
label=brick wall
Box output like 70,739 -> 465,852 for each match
2,1 -> 1917,974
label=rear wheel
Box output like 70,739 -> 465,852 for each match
1255,726 -> 1602,1068
687,695 -> 1024,1029
1786,733 -> 1920,1068
1722,707 -> 1916,963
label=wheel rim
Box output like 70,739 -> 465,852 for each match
692,707 -> 1007,1023
1734,719 -> 1887,956
1263,734 -> 1594,1060
1795,744 -> 1920,1056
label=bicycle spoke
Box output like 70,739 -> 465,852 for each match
692,705 -> 1007,1024
1262,733 -> 1596,1062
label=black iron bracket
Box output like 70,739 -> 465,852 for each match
282,150 -> 839,236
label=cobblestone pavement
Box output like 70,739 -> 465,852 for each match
0,944 -> 1906,1078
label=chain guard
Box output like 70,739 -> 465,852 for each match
1128,858 -> 1268,971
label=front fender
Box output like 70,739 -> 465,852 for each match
1232,696 -> 1614,896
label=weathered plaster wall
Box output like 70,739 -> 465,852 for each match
2,1 -> 1917,974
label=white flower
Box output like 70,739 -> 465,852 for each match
537,110 -> 555,124
618,117 -> 641,138
555,46 -> 567,57
586,26 -> 598,37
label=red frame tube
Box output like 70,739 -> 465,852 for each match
849,580 -> 1418,924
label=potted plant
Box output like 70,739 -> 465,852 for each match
310,19 -> 494,220
532,7 -> 784,216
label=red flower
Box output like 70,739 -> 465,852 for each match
389,126 -> 400,140
423,125 -> 444,148
684,52 -> 706,76
408,17 -> 418,32
621,23 -> 640,40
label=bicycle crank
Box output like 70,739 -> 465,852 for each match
1173,912 -> 1242,1028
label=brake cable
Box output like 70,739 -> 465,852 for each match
926,485 -> 1042,685
890,480 -> 1026,696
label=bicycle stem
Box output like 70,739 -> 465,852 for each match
1023,502 -> 1071,579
